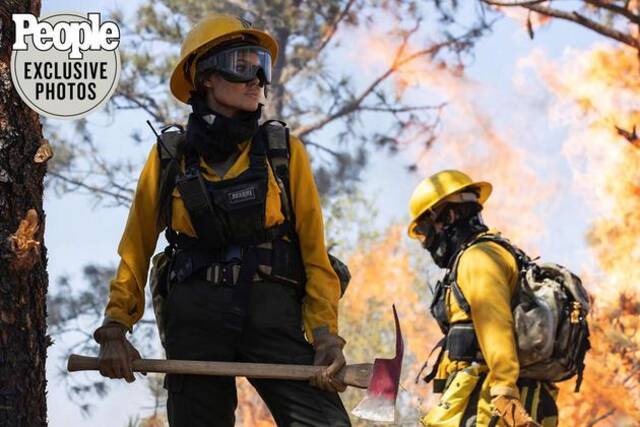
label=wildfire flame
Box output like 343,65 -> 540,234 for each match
191,18 -> 640,427
519,43 -> 640,424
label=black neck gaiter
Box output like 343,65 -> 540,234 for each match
424,215 -> 489,269
186,94 -> 262,163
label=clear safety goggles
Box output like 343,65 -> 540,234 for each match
197,46 -> 272,84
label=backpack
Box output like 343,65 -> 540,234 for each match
421,233 -> 591,393
148,121 -> 351,346
448,234 -> 591,390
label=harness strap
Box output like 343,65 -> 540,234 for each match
446,232 -> 525,317
175,167 -> 222,248
419,337 -> 447,390
537,382 -> 559,419
159,121 -> 306,296
574,332 -> 590,392
209,148 -> 240,177
263,122 -> 295,234
450,280 -> 471,314
225,246 -> 259,331
415,336 -> 446,384
169,248 -> 226,283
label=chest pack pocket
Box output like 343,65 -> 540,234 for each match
175,128 -> 280,249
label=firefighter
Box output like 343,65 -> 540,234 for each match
408,170 -> 558,427
92,13 -> 351,426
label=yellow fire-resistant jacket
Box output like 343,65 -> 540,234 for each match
422,238 -> 559,426
103,134 -> 341,342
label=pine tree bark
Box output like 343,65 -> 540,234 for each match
0,1 -> 49,426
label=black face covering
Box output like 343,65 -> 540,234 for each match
423,213 -> 488,269
186,93 -> 262,163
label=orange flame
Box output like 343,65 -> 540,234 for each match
518,44 -> 640,424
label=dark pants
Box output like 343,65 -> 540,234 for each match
163,277 -> 351,427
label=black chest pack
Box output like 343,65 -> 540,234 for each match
420,233 -> 591,393
149,120 -> 351,339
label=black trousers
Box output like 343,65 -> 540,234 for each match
163,276 -> 351,427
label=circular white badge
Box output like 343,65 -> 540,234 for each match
10,12 -> 121,120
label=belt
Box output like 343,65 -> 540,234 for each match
193,263 -> 242,286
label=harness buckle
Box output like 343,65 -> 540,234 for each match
204,263 -> 241,286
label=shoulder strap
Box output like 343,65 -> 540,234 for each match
262,120 -> 296,233
448,233 -> 524,315
156,126 -> 186,245
157,125 -> 185,165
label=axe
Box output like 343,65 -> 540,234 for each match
68,306 -> 404,422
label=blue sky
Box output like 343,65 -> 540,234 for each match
39,1 -> 605,425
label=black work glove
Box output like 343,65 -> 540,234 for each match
93,321 -> 144,383
309,331 -> 347,393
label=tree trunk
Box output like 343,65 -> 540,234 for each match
0,1 -> 49,426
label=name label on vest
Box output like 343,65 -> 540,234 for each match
228,186 -> 256,204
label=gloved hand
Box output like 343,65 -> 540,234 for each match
309,332 -> 347,393
93,321 -> 144,383
491,395 -> 541,427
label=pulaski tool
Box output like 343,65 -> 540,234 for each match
68,306 -> 404,422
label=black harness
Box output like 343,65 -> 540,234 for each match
174,128 -> 286,249
418,234 -> 526,391
156,122 -> 306,331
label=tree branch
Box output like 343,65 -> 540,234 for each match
315,0 -> 357,54
359,103 -> 446,113
294,31 -> 465,138
586,409 -> 615,427
584,0 -> 640,25
48,171 -> 133,205
303,140 -> 343,158
112,90 -> 167,124
484,1 -> 640,48
482,0 -> 548,6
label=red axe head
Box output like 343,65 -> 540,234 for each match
352,305 -> 404,422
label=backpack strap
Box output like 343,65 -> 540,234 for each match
448,233 -> 524,315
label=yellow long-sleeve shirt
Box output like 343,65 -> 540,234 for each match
436,238 -> 520,398
104,133 -> 341,342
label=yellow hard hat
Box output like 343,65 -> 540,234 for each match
407,170 -> 492,239
169,14 -> 279,104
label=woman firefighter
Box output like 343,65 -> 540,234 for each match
92,14 -> 352,426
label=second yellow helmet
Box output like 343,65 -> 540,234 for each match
407,170 -> 492,239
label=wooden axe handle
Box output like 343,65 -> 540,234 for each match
67,354 -> 372,389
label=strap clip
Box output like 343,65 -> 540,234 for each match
204,263 -> 241,286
